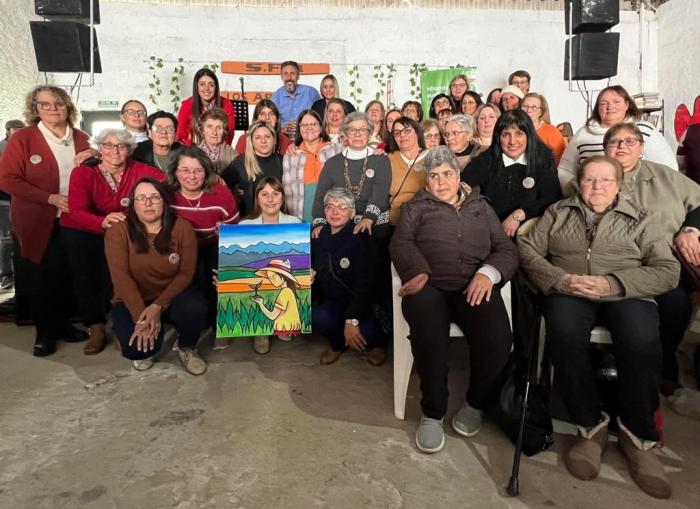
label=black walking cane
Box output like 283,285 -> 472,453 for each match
506,298 -> 542,497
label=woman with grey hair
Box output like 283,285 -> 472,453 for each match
59,128 -> 164,354
444,114 -> 481,169
390,145 -> 518,454
311,111 -> 391,238
311,187 -> 388,366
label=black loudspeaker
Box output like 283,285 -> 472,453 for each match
565,0 -> 619,34
30,21 -> 102,73
564,33 -> 619,80
35,0 -> 100,24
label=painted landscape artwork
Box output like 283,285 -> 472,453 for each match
217,223 -> 312,339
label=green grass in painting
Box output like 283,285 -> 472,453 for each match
216,289 -> 312,339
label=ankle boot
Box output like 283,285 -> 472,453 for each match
565,413 -> 609,480
84,324 -> 106,355
617,419 -> 671,499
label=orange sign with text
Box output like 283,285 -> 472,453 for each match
222,91 -> 273,103
221,61 -> 330,75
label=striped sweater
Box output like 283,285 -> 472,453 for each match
558,118 -> 677,190
171,183 -> 239,247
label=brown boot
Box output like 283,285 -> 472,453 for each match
618,420 -> 671,499
565,413 -> 609,480
84,324 -> 106,355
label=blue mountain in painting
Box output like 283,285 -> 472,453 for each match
220,241 -> 309,255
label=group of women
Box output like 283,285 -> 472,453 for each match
0,73 -> 695,500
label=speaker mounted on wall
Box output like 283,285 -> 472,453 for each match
565,0 -> 619,34
564,32 -> 619,81
30,21 -> 102,73
35,0 -> 101,24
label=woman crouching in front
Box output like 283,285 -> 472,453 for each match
390,146 -> 518,454
518,156 -> 679,499
105,178 -> 208,375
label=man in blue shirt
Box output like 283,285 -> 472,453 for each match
271,61 -> 320,138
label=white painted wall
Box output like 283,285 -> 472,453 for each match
657,0 -> 700,148
1,2 -> 658,136
0,0 -> 40,123
63,4 -> 660,133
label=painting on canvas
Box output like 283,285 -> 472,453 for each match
217,223 -> 312,338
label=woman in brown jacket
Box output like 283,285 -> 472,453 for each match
0,85 -> 91,356
105,178 -> 208,375
390,146 -> 518,455
518,156 -> 679,499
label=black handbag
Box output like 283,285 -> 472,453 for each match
492,352 -> 554,457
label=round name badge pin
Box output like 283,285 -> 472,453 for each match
120,198 -> 130,207
168,253 -> 180,265
30,155 -> 42,164
522,177 -> 535,189
339,257 -> 351,269
366,169 -> 375,179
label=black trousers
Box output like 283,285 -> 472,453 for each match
60,227 -> 112,326
312,298 -> 387,352
193,244 -> 218,328
655,285 -> 693,383
20,221 -> 73,334
112,286 -> 208,360
543,293 -> 661,441
402,284 -> 513,420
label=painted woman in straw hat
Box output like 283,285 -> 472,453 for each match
251,258 -> 302,335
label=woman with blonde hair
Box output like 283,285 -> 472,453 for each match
312,74 -> 355,122
364,100 -> 386,149
473,103 -> 501,149
222,121 -> 282,217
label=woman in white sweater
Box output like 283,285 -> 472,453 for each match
558,85 -> 677,191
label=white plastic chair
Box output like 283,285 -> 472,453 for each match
392,264 -> 513,420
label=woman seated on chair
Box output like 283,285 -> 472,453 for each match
312,187 -> 387,367
105,178 -> 208,376
517,155 -> 679,499
604,122 -> 700,395
390,145 -> 518,455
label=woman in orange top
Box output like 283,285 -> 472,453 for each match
282,110 -> 342,221
521,92 -> 566,164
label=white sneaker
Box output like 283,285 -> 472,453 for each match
177,348 -> 207,376
133,358 -> 154,371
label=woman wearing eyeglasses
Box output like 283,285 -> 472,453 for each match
520,93 -> 567,165
558,85 -> 677,191
312,188 -> 388,366
131,111 -> 183,171
420,119 -> 443,149
518,155 -> 679,498
387,116 -> 428,225
0,86 -> 93,356
120,99 -> 149,143
59,128 -> 164,354
106,178 -> 208,374
169,146 -> 238,329
604,122 -> 700,398
311,112 -> 391,240
283,109 -> 341,222
444,114 -> 482,170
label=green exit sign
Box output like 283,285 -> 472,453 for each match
98,100 -> 119,108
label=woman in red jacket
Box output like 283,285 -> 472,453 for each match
0,85 -> 91,356
59,128 -> 163,354
176,68 -> 235,146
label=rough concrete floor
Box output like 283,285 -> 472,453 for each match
0,322 -> 698,509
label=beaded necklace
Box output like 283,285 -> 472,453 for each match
343,154 -> 369,198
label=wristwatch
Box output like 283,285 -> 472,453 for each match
682,226 -> 699,235
345,319 -> 360,326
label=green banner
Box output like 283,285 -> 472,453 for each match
420,67 -> 477,116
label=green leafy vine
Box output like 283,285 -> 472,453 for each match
347,65 -> 362,106
409,63 -> 429,101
